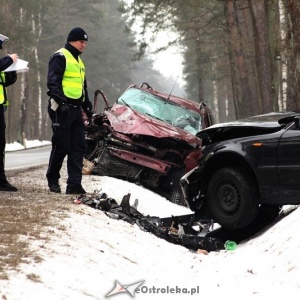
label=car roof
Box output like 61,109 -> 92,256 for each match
128,84 -> 203,115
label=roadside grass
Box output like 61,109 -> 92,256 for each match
0,166 -> 72,280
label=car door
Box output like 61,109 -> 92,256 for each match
277,122 -> 300,200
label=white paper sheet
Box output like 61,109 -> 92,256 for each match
3,59 -> 29,73
0,34 -> 9,43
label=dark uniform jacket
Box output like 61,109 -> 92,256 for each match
0,55 -> 17,94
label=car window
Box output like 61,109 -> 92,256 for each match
117,87 -> 203,135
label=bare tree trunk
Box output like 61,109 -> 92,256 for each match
211,59 -> 220,123
225,0 -> 254,119
236,0 -> 262,115
285,0 -> 300,111
249,0 -> 274,113
17,74 -> 28,145
266,0 -> 280,111
31,11 -> 43,139
195,30 -> 205,102
278,0 -> 287,110
216,79 -> 227,122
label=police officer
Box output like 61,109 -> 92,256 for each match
46,27 -> 93,194
0,35 -> 18,192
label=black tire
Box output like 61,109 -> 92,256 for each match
257,204 -> 282,223
207,204 -> 282,243
207,167 -> 259,229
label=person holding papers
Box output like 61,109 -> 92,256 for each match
0,35 -> 19,192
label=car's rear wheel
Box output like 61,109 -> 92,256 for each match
207,167 -> 259,229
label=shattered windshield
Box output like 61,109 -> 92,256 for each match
117,87 -> 202,135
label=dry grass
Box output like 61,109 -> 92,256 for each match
0,165 -> 74,280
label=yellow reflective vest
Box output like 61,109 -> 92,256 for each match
56,48 -> 85,99
0,72 -> 6,105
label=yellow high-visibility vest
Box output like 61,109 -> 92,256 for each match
56,48 -> 85,99
0,72 -> 6,105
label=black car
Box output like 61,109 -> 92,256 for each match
180,112 -> 300,229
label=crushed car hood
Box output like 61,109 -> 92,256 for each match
106,104 -> 201,146
197,112 -> 300,144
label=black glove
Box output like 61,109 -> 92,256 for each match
60,103 -> 70,117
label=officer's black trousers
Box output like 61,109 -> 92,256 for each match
46,104 -> 86,189
0,105 -> 6,182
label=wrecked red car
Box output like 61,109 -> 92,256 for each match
84,83 -> 214,204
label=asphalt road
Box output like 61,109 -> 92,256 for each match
5,145 -> 51,170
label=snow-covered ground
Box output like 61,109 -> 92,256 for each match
1,141 -> 300,299
5,140 -> 51,152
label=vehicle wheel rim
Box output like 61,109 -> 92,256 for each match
217,181 -> 240,214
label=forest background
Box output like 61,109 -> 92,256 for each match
1,0 -> 300,144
